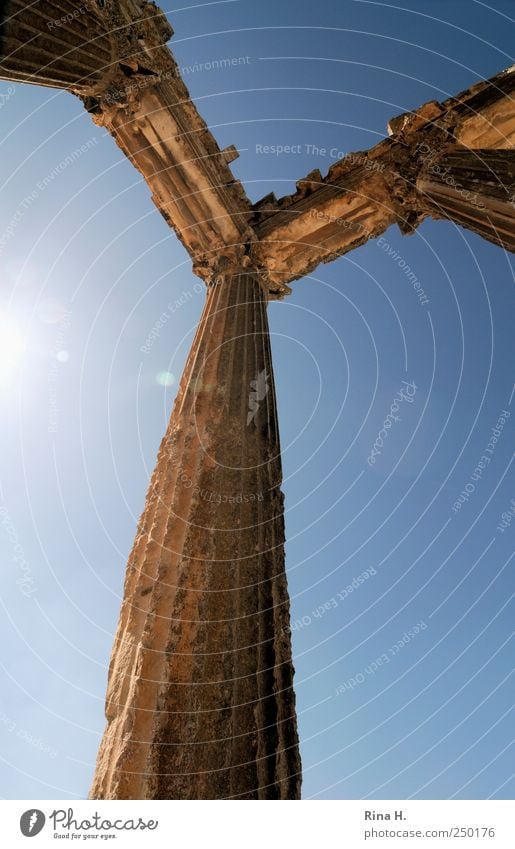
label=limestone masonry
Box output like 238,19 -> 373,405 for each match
1,0 -> 513,799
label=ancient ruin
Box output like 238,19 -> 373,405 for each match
0,0 -> 513,799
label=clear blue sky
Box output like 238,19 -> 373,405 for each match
0,0 -> 513,800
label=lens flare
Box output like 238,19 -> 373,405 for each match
156,371 -> 175,387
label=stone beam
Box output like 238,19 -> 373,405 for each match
387,63 -> 515,149
0,1 -> 253,281
250,154 -> 399,296
251,65 -> 515,292
89,261 -> 301,799
1,4 -> 512,295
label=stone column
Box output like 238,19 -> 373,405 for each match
0,1 -> 173,95
0,1 -> 113,91
90,267 -> 301,800
417,148 -> 515,251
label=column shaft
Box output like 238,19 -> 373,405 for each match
90,271 -> 301,800
417,149 -> 515,251
0,1 -> 112,91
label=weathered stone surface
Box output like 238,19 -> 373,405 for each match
2,6 -> 512,294
0,0 -> 116,92
0,0 -> 253,275
90,269 -> 301,799
0,0 -> 175,93
251,65 -> 515,289
251,159 -> 399,294
1,0 -> 514,802
417,148 -> 515,251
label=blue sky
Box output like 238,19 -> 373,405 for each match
0,0 -> 513,799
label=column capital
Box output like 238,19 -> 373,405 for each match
195,246 -> 254,284
193,247 -> 289,300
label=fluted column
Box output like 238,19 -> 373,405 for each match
0,1 -> 113,91
417,148 -> 515,251
90,269 -> 301,800
0,1 -> 173,95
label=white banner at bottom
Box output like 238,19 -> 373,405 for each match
2,800 -> 513,848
